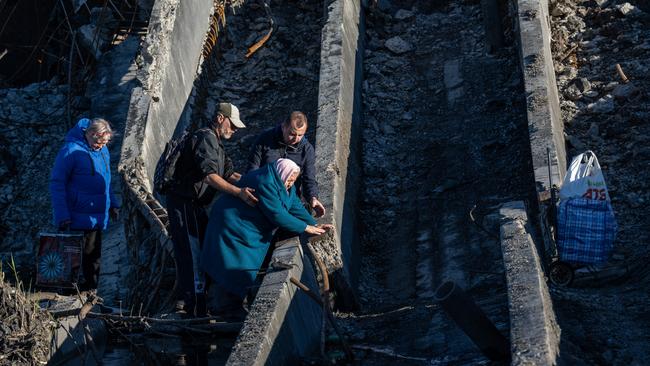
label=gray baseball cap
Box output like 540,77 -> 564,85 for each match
218,102 -> 246,128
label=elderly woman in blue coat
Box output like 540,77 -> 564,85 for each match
50,117 -> 120,290
201,158 -> 330,314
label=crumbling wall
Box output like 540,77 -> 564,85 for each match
311,0 -> 365,311
118,0 -> 218,311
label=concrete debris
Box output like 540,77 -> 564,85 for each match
574,77 -> 591,92
375,0 -> 392,12
0,81 -> 70,264
587,122 -> 600,138
194,0 -> 323,173
394,9 -> 415,20
351,2 -> 531,364
587,94 -> 614,113
616,2 -> 641,16
384,36 -> 413,54
551,0 -> 650,363
611,83 -> 639,100
563,84 -> 582,101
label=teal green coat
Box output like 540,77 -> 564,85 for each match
200,163 -> 316,298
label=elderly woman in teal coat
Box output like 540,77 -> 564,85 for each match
200,158 -> 330,310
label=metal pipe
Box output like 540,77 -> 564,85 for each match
434,281 -> 510,361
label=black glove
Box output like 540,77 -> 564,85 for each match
58,220 -> 72,232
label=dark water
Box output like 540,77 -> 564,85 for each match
101,336 -> 235,366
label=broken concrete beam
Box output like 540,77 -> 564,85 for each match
499,201 -> 560,365
313,0 -> 365,312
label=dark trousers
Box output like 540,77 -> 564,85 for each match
166,194 -> 209,316
81,230 -> 102,289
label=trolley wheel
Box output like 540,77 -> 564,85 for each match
549,261 -> 574,286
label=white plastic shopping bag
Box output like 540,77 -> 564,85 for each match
559,150 -> 610,201
557,150 -> 617,265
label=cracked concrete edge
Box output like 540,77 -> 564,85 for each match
121,0 -> 215,187
499,201 -> 560,365
515,0 -> 566,198
227,238 -> 322,366
313,0 -> 365,310
112,0 -> 217,312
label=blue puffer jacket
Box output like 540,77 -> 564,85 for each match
50,118 -> 119,230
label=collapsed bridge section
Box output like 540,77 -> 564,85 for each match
116,0 -> 570,364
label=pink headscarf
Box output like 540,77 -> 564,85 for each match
274,158 -> 300,188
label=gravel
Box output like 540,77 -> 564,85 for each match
550,0 -> 650,363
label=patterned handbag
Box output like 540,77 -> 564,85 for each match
36,232 -> 83,288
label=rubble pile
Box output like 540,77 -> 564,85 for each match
346,0 -> 532,363
551,0 -> 650,249
0,82 -> 75,266
550,0 -> 650,363
192,0 -> 324,172
0,1 -> 133,270
0,271 -> 54,365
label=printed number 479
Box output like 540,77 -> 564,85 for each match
583,188 -> 606,200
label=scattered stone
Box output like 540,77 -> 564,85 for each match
561,100 -> 578,111
574,77 -> 591,92
564,85 -> 582,101
381,123 -> 395,134
72,95 -> 92,110
603,81 -> 618,91
384,36 -> 414,54
551,4 -> 570,17
630,111 -> 650,125
375,0 -> 392,12
394,9 -> 414,20
587,95 -> 615,113
612,83 -> 639,100
617,2 -> 640,16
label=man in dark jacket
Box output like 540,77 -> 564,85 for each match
166,102 -> 257,317
247,111 -> 325,217
50,117 -> 120,290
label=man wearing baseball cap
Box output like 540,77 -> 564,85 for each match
166,102 -> 257,317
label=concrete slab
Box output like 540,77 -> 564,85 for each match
312,0 -> 365,311
499,201 -> 559,365
515,0 -> 566,197
49,298 -> 107,365
227,238 -> 322,366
